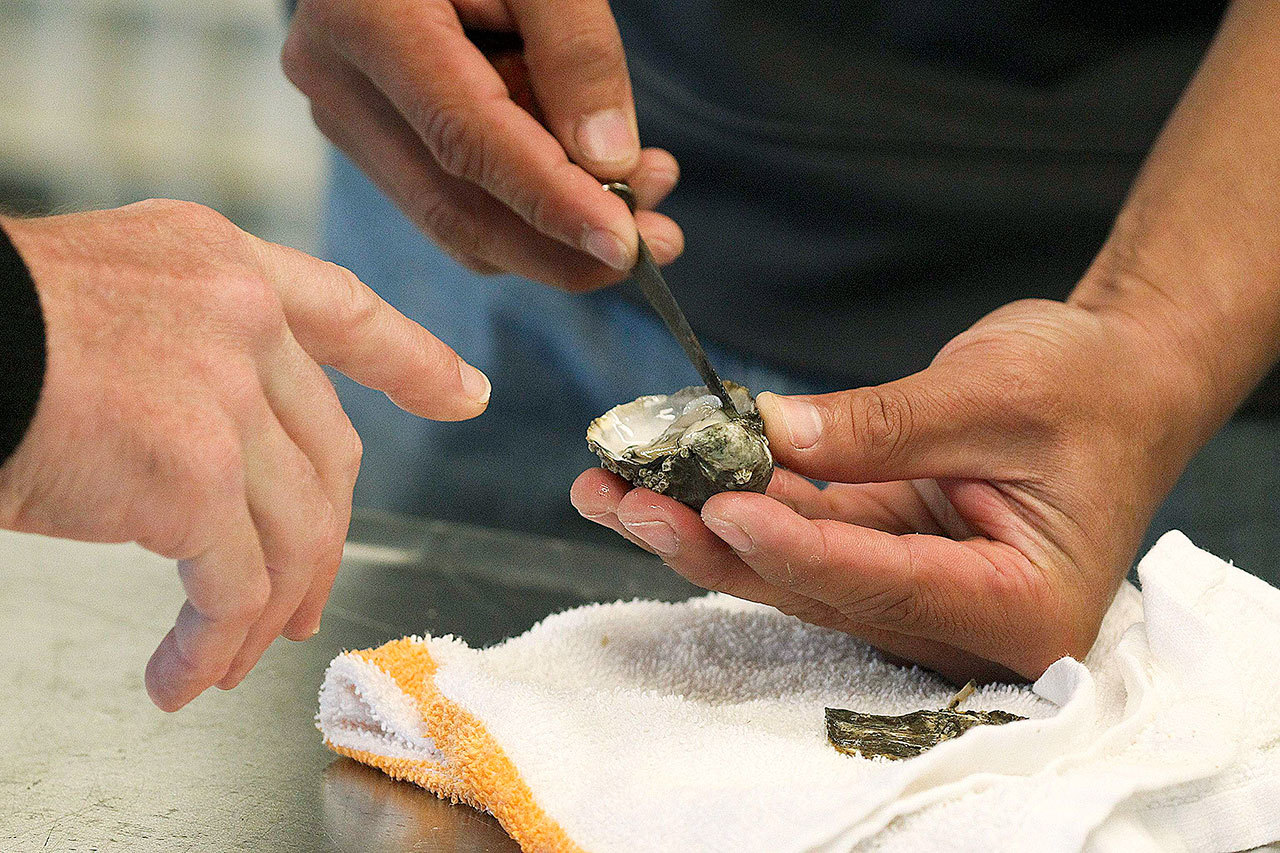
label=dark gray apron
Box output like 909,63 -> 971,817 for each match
615,1 -> 1242,390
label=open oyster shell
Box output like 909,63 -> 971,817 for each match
586,383 -> 773,509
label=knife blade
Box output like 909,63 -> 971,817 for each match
602,181 -> 739,417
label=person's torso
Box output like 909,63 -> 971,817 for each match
613,0 -> 1226,385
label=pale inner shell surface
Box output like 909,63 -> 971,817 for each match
589,385 -> 756,463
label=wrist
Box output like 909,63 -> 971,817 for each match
1068,256 -> 1268,459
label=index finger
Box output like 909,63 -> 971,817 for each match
313,2 -> 638,270
505,0 -> 640,178
258,243 -> 490,421
699,491 -> 1075,680
594,479 -> 1003,681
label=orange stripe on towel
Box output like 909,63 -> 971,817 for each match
325,638 -> 587,853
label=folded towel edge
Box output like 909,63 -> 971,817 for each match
323,636 -> 588,853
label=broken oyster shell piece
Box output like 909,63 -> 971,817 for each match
825,681 -> 1027,760
586,382 -> 773,509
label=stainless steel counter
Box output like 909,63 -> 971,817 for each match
1,511 -> 697,852
4,413 -> 1279,853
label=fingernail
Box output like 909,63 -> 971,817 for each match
705,517 -> 755,553
621,519 -> 678,554
758,392 -> 822,449
460,362 -> 491,404
576,108 -> 637,168
583,227 -> 632,271
309,620 -> 321,637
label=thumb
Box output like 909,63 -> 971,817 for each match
506,0 -> 640,178
755,374 -> 997,484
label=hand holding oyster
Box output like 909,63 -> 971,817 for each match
586,383 -> 774,509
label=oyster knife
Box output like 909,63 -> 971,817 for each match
603,181 -> 739,417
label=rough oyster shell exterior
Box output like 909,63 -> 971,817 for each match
586,383 -> 774,509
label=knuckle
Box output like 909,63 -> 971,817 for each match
538,25 -> 627,88
216,274 -> 287,342
136,516 -> 202,562
293,0 -> 347,41
203,354 -> 270,422
299,464 -> 344,552
308,103 -> 338,139
318,502 -> 349,557
230,575 -> 273,622
129,196 -> 199,218
329,263 -> 381,333
839,585 -> 924,631
277,494 -> 345,572
159,416 -> 244,496
559,263 -> 619,293
833,533 -> 927,630
453,254 -> 502,276
167,631 -> 211,679
122,197 -> 175,218
342,422 -> 363,475
269,505 -> 336,572
185,571 -> 269,627
407,185 -> 486,260
991,350 -> 1068,436
773,595 -> 837,628
514,183 -> 552,235
175,199 -> 237,234
997,333 -> 1053,381
846,387 -> 914,466
419,101 -> 492,184
279,30 -> 314,92
190,440 -> 248,508
132,198 -> 240,243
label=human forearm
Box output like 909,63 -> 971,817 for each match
1071,0 -> 1280,444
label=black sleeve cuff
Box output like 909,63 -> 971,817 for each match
0,221 -> 46,466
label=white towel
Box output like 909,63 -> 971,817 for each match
316,531 -> 1280,852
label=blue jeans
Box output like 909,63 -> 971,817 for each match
322,153 -> 823,540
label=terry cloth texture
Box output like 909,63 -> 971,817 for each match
317,531 -> 1280,853
0,221 -> 45,466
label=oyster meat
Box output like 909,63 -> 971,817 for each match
586,383 -> 773,509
